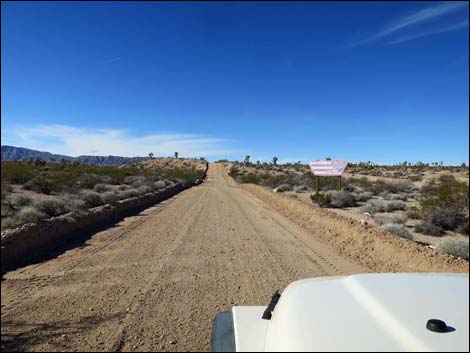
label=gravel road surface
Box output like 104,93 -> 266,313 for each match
1,163 -> 365,352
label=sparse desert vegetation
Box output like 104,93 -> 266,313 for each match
1,158 -> 206,231
228,160 -> 469,259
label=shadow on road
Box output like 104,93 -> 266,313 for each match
1,312 -> 125,352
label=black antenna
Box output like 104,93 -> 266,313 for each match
262,290 -> 281,320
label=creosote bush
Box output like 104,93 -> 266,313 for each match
326,191 -> 357,208
354,191 -> 374,202
406,206 -> 421,219
420,174 -> 469,211
374,215 -> 406,226
362,199 -> 388,214
381,223 -> 413,240
153,180 -> 167,190
437,238 -> 469,260
83,192 -> 104,207
63,197 -> 87,212
386,200 -> 408,212
35,199 -> 67,217
101,192 -> 118,204
93,183 -> 111,193
422,208 -> 467,231
15,206 -> 47,225
11,195 -> 33,208
310,193 -> 332,207
414,222 -> 445,236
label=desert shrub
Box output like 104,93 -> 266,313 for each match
240,173 -> 261,184
386,200 -> 408,212
63,197 -> 87,212
137,185 -> 152,195
348,176 -> 373,189
1,181 -> 13,200
275,184 -> 293,192
124,175 -> 140,185
11,195 -> 33,208
310,193 -> 332,207
420,174 -> 469,211
388,193 -> 409,201
164,179 -> 175,187
355,191 -> 374,202
437,238 -> 469,260
319,176 -> 341,191
374,215 -> 406,225
15,206 -> 47,225
1,162 -> 36,184
369,180 -> 414,195
79,174 -> 103,189
258,173 -> 296,188
101,192 -> 118,204
381,223 -> 413,240
118,185 -> 129,191
409,174 -> 422,182
120,189 -> 140,199
130,176 -> 148,188
326,191 -> 357,208
293,184 -> 310,193
422,208 -> 467,231
406,206 -> 421,219
414,222 -> 445,236
160,167 -> 204,183
1,217 -> 18,230
34,199 -> 67,217
342,184 -> 355,192
83,192 -> 104,207
456,221 -> 469,235
23,176 -> 55,194
379,191 -> 390,199
408,192 -> 421,200
44,171 -> 79,193
1,199 -> 15,218
362,199 -> 388,214
152,180 -> 167,190
93,183 -> 111,193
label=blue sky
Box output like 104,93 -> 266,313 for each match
1,1 -> 469,164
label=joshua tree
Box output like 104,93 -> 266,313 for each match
244,155 -> 250,165
272,156 -> 278,166
175,152 -> 179,159
149,152 -> 154,159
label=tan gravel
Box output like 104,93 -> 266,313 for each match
1,163 -> 366,352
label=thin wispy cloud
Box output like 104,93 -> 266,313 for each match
94,57 -> 121,65
389,20 -> 468,44
5,124 -> 238,158
349,1 -> 467,47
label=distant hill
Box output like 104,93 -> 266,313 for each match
1,145 -> 147,166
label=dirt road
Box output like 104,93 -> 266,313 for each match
1,164 -> 366,352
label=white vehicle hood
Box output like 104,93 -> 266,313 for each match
233,273 -> 469,352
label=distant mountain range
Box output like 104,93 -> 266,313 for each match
1,145 -> 147,166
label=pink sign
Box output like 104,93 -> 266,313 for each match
309,160 -> 348,176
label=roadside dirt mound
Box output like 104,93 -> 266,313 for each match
241,184 -> 468,273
